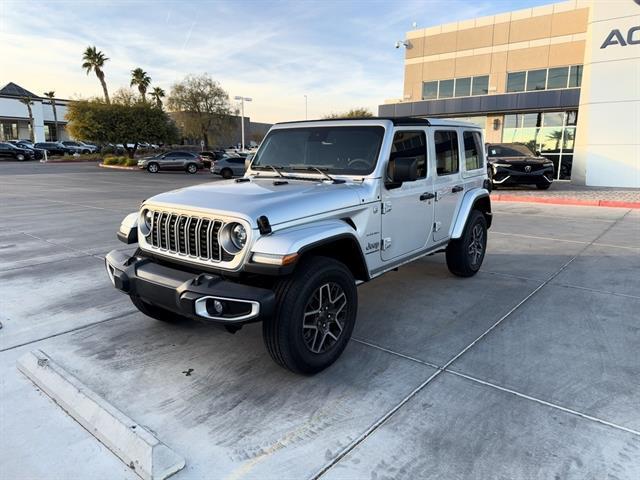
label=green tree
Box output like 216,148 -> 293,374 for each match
131,68 -> 151,102
43,91 -> 59,140
323,107 -> 374,119
150,86 -> 165,109
82,46 -> 110,104
166,74 -> 233,148
19,97 -> 35,142
111,87 -> 139,106
66,100 -> 179,158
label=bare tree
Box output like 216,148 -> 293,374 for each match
166,74 -> 233,148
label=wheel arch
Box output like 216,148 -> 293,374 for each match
450,188 -> 492,239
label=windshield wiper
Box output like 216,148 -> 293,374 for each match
292,166 -> 343,183
253,164 -> 285,177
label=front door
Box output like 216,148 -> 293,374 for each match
380,129 -> 435,261
432,129 -> 465,242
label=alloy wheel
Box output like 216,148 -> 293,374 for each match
187,164 -> 197,174
302,282 -> 347,354
468,222 -> 485,267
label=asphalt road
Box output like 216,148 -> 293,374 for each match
1,161 -> 639,479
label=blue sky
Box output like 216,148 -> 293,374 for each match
1,0 -> 551,122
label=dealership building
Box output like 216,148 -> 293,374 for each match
379,0 -> 639,187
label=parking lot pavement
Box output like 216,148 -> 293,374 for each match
1,162 -> 639,479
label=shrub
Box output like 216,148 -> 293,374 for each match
123,158 -> 138,167
103,156 -> 120,165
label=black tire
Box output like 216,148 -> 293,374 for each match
486,166 -> 494,191
16,154 -> 25,161
263,256 -> 357,374
446,210 -> 487,277
221,168 -> 233,179
186,163 -> 198,174
130,295 -> 187,323
536,183 -> 551,190
147,162 -> 159,173
82,149 -> 90,154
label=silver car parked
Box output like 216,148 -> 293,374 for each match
210,155 -> 247,179
138,151 -> 204,174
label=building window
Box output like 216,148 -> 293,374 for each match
422,81 -> 438,100
454,77 -> 471,97
434,131 -> 459,175
439,79 -> 454,98
547,67 -> 569,89
471,76 -> 489,96
502,110 -> 578,181
0,122 -> 19,141
506,72 -> 526,92
568,65 -> 583,88
526,69 -> 547,91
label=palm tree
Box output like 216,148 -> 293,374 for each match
43,91 -> 59,140
20,97 -> 35,142
149,86 -> 165,109
82,46 -> 110,104
130,68 -> 151,102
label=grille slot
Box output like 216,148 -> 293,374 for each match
147,210 -> 226,262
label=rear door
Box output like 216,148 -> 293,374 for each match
432,129 -> 464,242
380,129 -> 435,261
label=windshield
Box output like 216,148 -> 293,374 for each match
251,126 -> 384,175
487,144 -> 535,157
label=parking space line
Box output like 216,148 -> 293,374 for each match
493,210 -> 620,223
550,282 -> 640,300
315,210 -> 632,479
491,231 -> 589,244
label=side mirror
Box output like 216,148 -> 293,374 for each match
386,156 -> 418,189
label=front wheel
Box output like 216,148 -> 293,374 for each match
147,162 -> 159,173
186,163 -> 198,174
446,210 -> 487,277
263,256 -> 357,374
221,168 -> 233,179
16,154 -> 25,161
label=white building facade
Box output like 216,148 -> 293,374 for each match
0,83 -> 71,143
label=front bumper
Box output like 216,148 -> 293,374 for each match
105,250 -> 275,323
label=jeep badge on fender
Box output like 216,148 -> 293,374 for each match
105,117 -> 492,374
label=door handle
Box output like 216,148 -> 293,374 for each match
451,185 -> 464,193
420,192 -> 436,201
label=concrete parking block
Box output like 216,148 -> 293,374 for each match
354,258 -> 540,366
453,284 -> 640,431
0,256 -> 134,349
39,313 -> 435,479
323,372 -> 640,480
0,345 -> 139,480
17,350 -> 185,480
551,243 -> 640,297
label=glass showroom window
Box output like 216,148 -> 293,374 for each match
502,110 -> 578,180
454,77 -> 471,97
506,72 -> 526,92
422,81 -> 438,100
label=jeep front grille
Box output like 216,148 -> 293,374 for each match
148,211 -> 228,261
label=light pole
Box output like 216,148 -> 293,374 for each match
234,95 -> 252,151
304,95 -> 308,120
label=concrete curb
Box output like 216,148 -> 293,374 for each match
17,350 -> 185,480
492,194 -> 640,209
98,163 -> 139,171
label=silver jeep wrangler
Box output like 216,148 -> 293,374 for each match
106,118 -> 492,374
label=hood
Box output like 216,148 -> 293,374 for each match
489,156 -> 551,164
145,177 -> 365,227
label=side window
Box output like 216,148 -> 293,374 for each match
434,131 -> 459,175
463,131 -> 483,171
390,130 -> 427,179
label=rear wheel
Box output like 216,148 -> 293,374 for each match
186,163 -> 198,174
446,210 -> 487,277
147,162 -> 159,173
16,154 -> 25,161
263,256 -> 357,374
536,183 -> 551,190
221,168 -> 233,179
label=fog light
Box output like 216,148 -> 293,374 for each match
213,300 -> 224,314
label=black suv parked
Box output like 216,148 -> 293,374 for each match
0,142 -> 35,161
34,142 -> 74,156
486,143 -> 555,190
7,141 -> 45,160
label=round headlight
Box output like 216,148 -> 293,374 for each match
230,223 -> 247,249
139,209 -> 153,236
